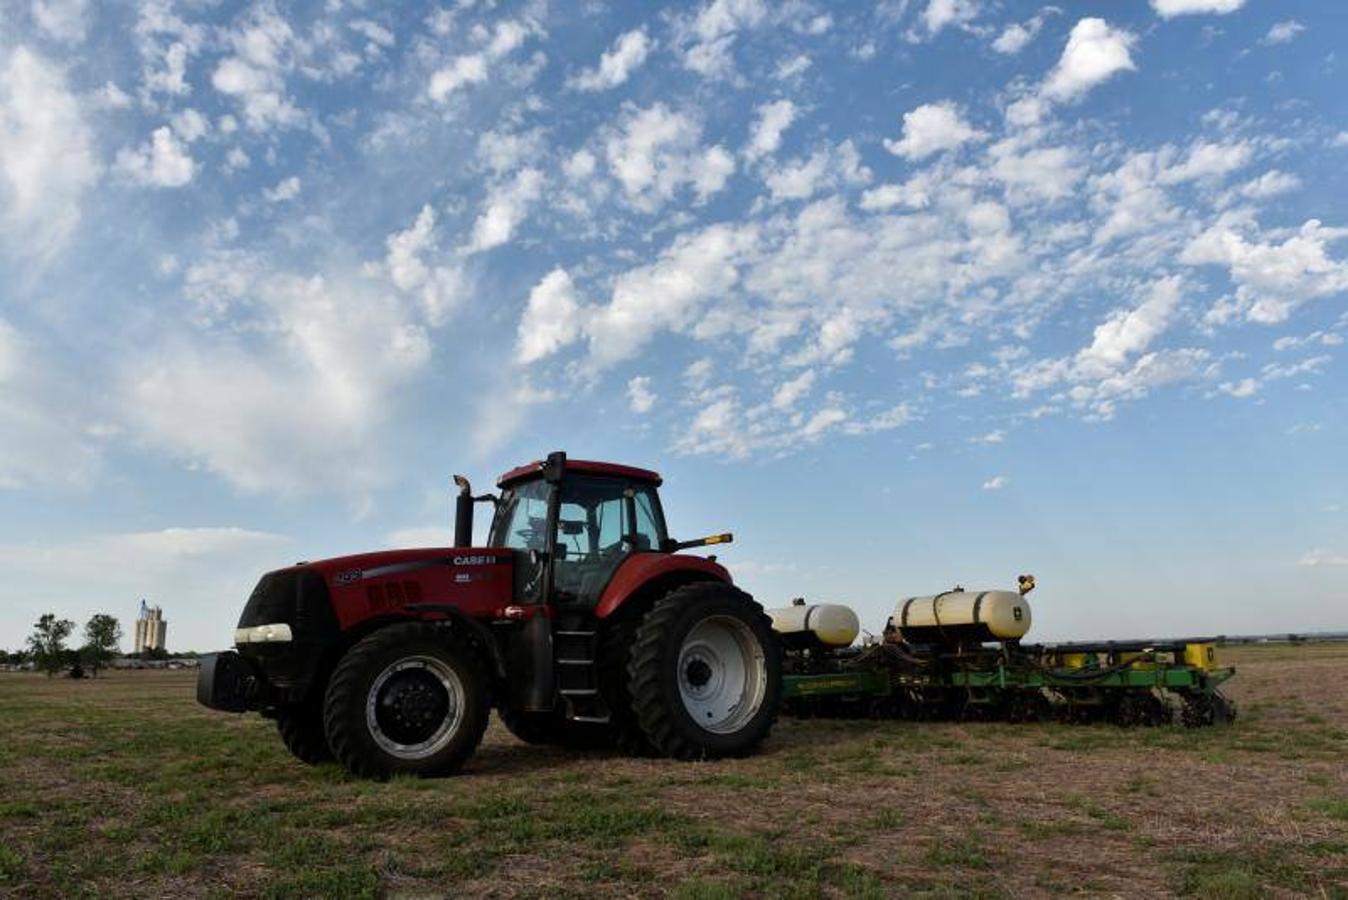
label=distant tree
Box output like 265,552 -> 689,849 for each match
142,646 -> 169,662
81,614 -> 123,677
27,614 -> 76,677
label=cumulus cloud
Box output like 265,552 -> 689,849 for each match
921,0 -> 980,36
210,6 -> 301,131
762,141 -> 869,203
603,103 -> 735,211
0,46 -> 99,260
743,99 -> 797,162
428,19 -> 533,101
116,126 -> 196,188
676,0 -> 769,78
32,0 -> 90,43
627,376 -> 656,413
263,175 -> 300,202
569,28 -> 652,91
516,268 -> 582,364
1151,0 -> 1244,18
1260,21 -> 1304,46
982,475 -> 1008,491
468,167 -> 544,253
381,205 -> 466,325
992,9 -> 1055,54
1042,18 -> 1136,102
1182,216 -> 1348,324
885,102 -> 985,160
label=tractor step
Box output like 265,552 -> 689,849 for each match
560,688 -> 598,697
555,630 -> 596,637
570,714 -> 610,724
556,658 -> 590,665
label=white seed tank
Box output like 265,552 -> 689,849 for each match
890,590 -> 1032,645
767,603 -> 861,649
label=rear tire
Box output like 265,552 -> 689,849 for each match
627,582 -> 781,760
276,698 -> 333,764
323,623 -> 489,779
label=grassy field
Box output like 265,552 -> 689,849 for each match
1,644 -> 1346,898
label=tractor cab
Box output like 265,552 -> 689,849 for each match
456,451 -> 729,611
488,455 -> 668,608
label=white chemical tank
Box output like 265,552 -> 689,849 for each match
889,590 -> 1031,645
767,603 -> 861,649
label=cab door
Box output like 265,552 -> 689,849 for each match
550,476 -> 667,608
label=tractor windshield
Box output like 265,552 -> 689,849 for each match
489,478 -> 551,551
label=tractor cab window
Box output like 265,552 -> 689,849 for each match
552,476 -> 666,605
489,479 -> 552,551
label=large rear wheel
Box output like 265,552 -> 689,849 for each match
627,582 -> 781,760
323,623 -> 489,779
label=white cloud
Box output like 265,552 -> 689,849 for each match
771,369 -> 815,409
1299,549 -> 1348,567
763,141 -> 869,202
972,430 -> 1005,444
1042,18 -> 1136,103
381,205 -> 465,326
128,257 -> 437,496
570,28 -> 652,92
603,103 -> 735,211
587,223 -> 758,367
1239,170 -> 1300,200
0,46 -> 99,260
1151,0 -> 1245,18
627,376 -> 656,413
115,126 -> 196,188
468,167 -> 544,253
1076,276 -> 1184,375
1218,378 -> 1258,398
744,99 -> 797,162
1182,216 -> 1348,324
982,475 -> 1008,491
1261,21 -> 1305,46
884,102 -> 985,160
263,175 -> 300,202
428,18 -> 532,101
922,0 -> 979,36
211,6 -> 302,131
677,0 -> 769,78
775,54 -> 810,79
516,267 -> 582,364
32,0 -> 90,43
992,10 -> 1055,54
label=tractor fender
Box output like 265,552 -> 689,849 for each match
594,553 -> 732,620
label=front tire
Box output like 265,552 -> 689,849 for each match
323,623 -> 489,779
627,582 -> 782,760
276,698 -> 333,764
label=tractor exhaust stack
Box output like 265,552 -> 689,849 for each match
453,475 -> 474,547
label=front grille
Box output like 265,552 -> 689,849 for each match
238,567 -> 337,637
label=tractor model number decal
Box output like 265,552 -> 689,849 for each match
334,568 -> 362,585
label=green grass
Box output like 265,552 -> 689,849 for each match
2,646 -> 1347,897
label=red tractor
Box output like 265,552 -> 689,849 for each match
198,451 -> 782,778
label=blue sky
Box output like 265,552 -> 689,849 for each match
1,0 -> 1345,652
